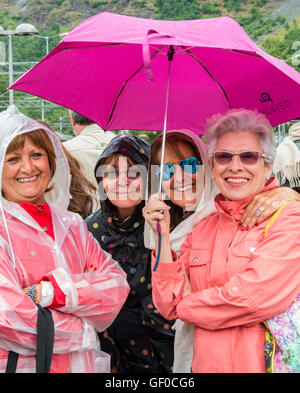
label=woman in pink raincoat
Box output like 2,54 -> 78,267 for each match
144,109 -> 300,373
0,106 -> 129,373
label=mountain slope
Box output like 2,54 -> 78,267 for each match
0,0 -> 293,32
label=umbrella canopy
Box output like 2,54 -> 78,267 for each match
10,12 -> 300,133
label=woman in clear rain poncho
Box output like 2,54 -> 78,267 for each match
0,106 -> 129,373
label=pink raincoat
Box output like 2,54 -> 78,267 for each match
152,178 -> 300,373
0,106 -> 130,373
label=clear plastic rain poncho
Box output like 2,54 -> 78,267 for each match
0,106 -> 129,373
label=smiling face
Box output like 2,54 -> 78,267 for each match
102,154 -> 144,219
159,141 -> 204,210
210,130 -> 273,201
2,136 -> 51,204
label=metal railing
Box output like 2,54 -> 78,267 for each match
0,91 -> 74,138
0,61 -> 38,75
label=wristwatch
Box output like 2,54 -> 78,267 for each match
27,284 -> 37,303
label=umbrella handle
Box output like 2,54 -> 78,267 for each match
153,223 -> 161,272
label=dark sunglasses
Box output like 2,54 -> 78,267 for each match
157,157 -> 200,181
212,151 -> 268,165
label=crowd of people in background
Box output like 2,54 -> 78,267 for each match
0,104 -> 299,373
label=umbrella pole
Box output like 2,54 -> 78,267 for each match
153,45 -> 174,272
158,45 -> 174,194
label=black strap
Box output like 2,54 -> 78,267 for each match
5,305 -> 54,373
5,351 -> 19,373
36,304 -> 54,373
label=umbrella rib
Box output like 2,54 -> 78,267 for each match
181,46 -> 231,108
230,49 -> 261,58
60,43 -> 125,51
106,46 -> 166,129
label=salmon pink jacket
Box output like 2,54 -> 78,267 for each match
0,106 -> 130,373
152,178 -> 300,373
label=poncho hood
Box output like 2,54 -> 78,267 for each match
0,105 -> 71,211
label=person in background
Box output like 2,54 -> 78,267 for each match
139,133 -> 150,142
144,127 -> 300,373
63,110 -> 115,208
0,106 -> 129,373
273,121 -> 300,193
62,145 -> 97,219
86,134 -> 175,373
144,109 -> 300,373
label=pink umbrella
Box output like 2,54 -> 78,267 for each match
10,12 -> 300,135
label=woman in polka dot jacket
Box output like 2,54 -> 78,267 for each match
86,134 -> 175,373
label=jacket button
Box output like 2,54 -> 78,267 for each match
192,257 -> 198,262
176,265 -> 182,272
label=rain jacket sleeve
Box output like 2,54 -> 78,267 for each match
152,203 -> 300,330
0,244 -> 95,356
44,229 -> 130,333
0,228 -> 129,357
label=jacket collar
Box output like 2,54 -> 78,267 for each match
80,123 -> 104,135
214,177 -> 280,221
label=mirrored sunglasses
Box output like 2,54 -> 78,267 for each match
157,157 -> 200,181
212,151 -> 268,165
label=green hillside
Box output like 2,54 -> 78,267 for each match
0,0 -> 293,34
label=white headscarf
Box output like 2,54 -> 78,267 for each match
0,105 -> 71,209
273,122 -> 300,188
144,129 -> 217,254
